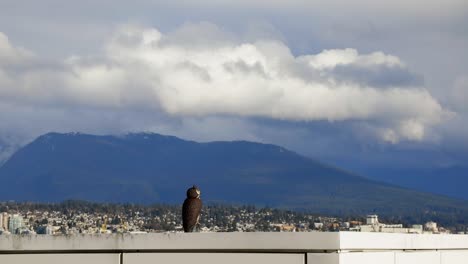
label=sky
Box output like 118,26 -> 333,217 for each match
0,0 -> 467,176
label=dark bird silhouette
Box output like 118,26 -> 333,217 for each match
182,185 -> 202,232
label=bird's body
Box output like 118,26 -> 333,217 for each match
182,186 -> 202,232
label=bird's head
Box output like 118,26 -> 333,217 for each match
187,185 -> 201,199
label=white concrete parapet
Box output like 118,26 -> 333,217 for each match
0,232 -> 467,263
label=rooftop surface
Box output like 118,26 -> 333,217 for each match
1,232 -> 468,252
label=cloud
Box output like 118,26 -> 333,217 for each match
0,23 -> 449,148
0,33 -> 34,65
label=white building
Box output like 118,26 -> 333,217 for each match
357,215 -> 422,234
8,214 -> 24,234
313,223 -> 324,229
366,214 -> 379,225
45,225 -> 54,235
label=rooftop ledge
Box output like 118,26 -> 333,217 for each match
2,233 -> 468,264
1,232 -> 468,252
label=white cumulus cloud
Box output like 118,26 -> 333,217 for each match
0,24 -> 450,144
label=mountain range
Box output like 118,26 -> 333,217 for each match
0,132 -> 467,223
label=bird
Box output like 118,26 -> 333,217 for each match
182,185 -> 202,232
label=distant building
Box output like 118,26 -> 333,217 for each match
367,215 -> 381,225
411,225 -> 424,234
280,224 -> 296,232
357,215 -> 422,234
46,225 -> 54,235
349,220 -> 362,227
341,222 -> 350,229
1,212 -> 9,231
425,221 -> 438,233
270,223 -> 297,232
313,223 -> 324,230
8,214 -> 24,234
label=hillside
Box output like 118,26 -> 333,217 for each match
361,167 -> 468,201
0,132 -> 467,223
